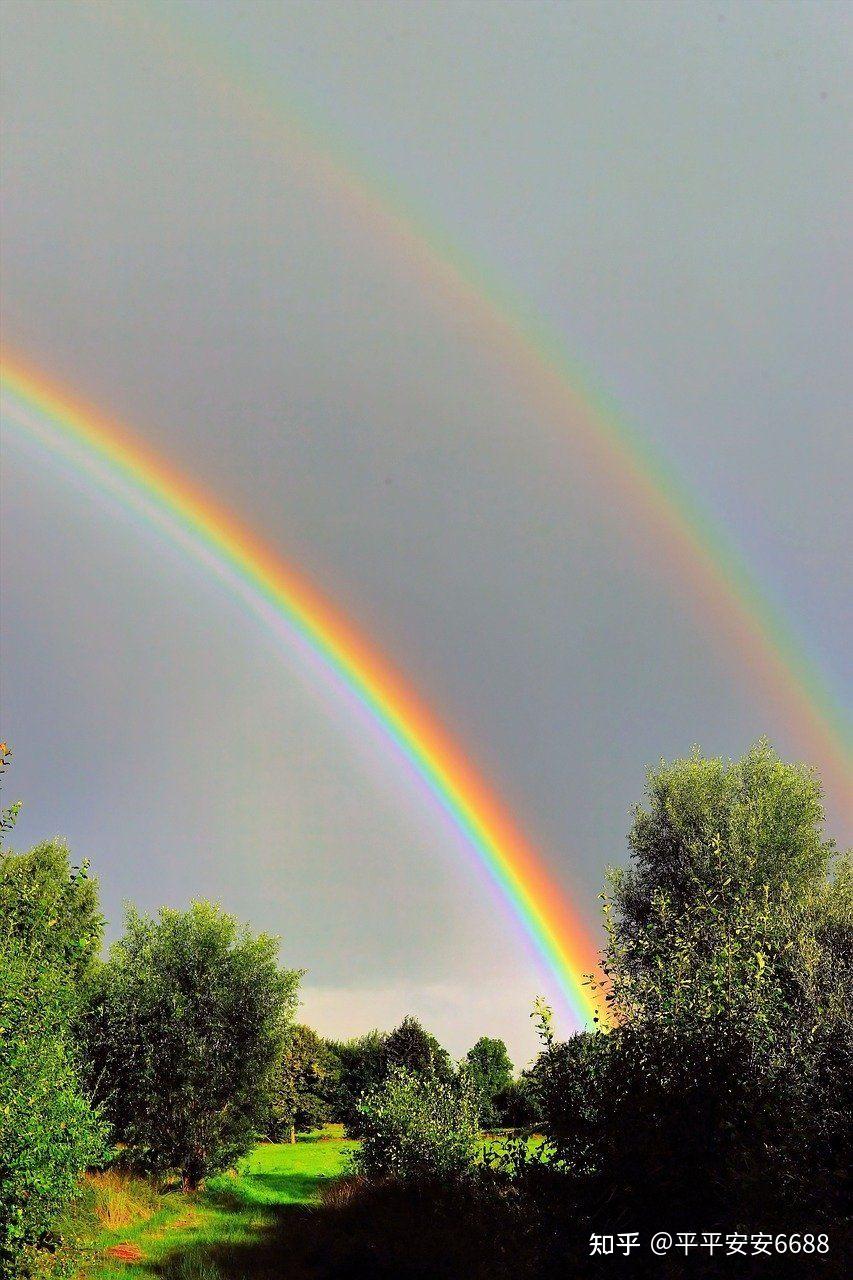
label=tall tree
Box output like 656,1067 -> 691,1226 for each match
464,1036 -> 513,1126
381,1016 -> 452,1081
542,742 -> 851,1226
330,1030 -> 387,1128
0,747 -> 104,1275
82,901 -> 300,1189
268,1024 -> 335,1142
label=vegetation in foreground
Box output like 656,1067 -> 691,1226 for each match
60,1135 -> 355,1280
1,740 -> 850,1278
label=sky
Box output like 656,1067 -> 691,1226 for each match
1,0 -> 850,1066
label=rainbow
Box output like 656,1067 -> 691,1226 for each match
96,0 -> 851,809
0,355 -> 602,1027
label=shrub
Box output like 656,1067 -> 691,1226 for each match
353,1066 -> 479,1185
492,1077 -> 537,1129
0,750 -> 105,1276
0,937 -> 105,1275
81,901 -> 300,1189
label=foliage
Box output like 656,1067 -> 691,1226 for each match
0,839 -> 102,985
266,1024 -> 336,1140
380,1015 -> 453,1080
328,1030 -> 387,1128
492,1077 -> 537,1128
353,1066 -> 479,1185
536,742 -> 852,1226
0,747 -> 105,1277
0,938 -> 106,1275
333,1017 -> 452,1134
523,1026 -> 602,1163
463,1036 -> 513,1126
81,901 -> 300,1189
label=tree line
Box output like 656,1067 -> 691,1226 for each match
0,743 -> 529,1274
2,740 -> 850,1279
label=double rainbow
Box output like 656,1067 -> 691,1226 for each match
2,4 -> 849,1026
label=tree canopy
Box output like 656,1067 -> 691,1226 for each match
82,901 -> 300,1188
464,1036 -> 513,1127
537,742 -> 851,1227
0,749 -> 104,1275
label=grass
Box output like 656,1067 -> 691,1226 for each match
76,1171 -> 163,1233
63,1128 -> 539,1280
65,1131 -> 356,1280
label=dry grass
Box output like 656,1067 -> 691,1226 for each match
84,1170 -> 161,1232
318,1174 -> 365,1210
103,1242 -> 144,1263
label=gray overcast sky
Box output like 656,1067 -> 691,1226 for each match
1,0 -> 850,1063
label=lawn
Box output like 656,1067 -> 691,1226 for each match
70,1130 -> 357,1279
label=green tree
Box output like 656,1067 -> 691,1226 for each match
267,1024 -> 335,1142
0,747 -> 104,1276
381,1015 -> 452,1081
464,1036 -> 513,1127
330,1030 -> 387,1128
0,838 -> 102,984
82,901 -> 300,1189
542,742 -> 851,1226
0,941 -> 105,1274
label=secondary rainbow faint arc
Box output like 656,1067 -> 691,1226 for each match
98,0 -> 852,808
0,354 -> 602,1027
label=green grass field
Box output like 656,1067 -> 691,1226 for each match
71,1131 -> 357,1279
65,1129 -> 538,1279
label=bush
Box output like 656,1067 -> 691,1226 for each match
0,750 -> 105,1276
81,901 -> 300,1189
492,1077 -> 537,1128
353,1066 -> 479,1185
0,938 -> 105,1275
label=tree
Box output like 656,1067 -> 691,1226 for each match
0,838 -> 102,984
82,901 -> 300,1189
0,746 -> 104,1275
464,1037 -> 513,1127
268,1024 -> 335,1142
333,1019 -> 451,1134
381,1016 -> 452,1081
330,1030 -> 387,1128
541,742 -> 851,1227
0,940 -> 105,1274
